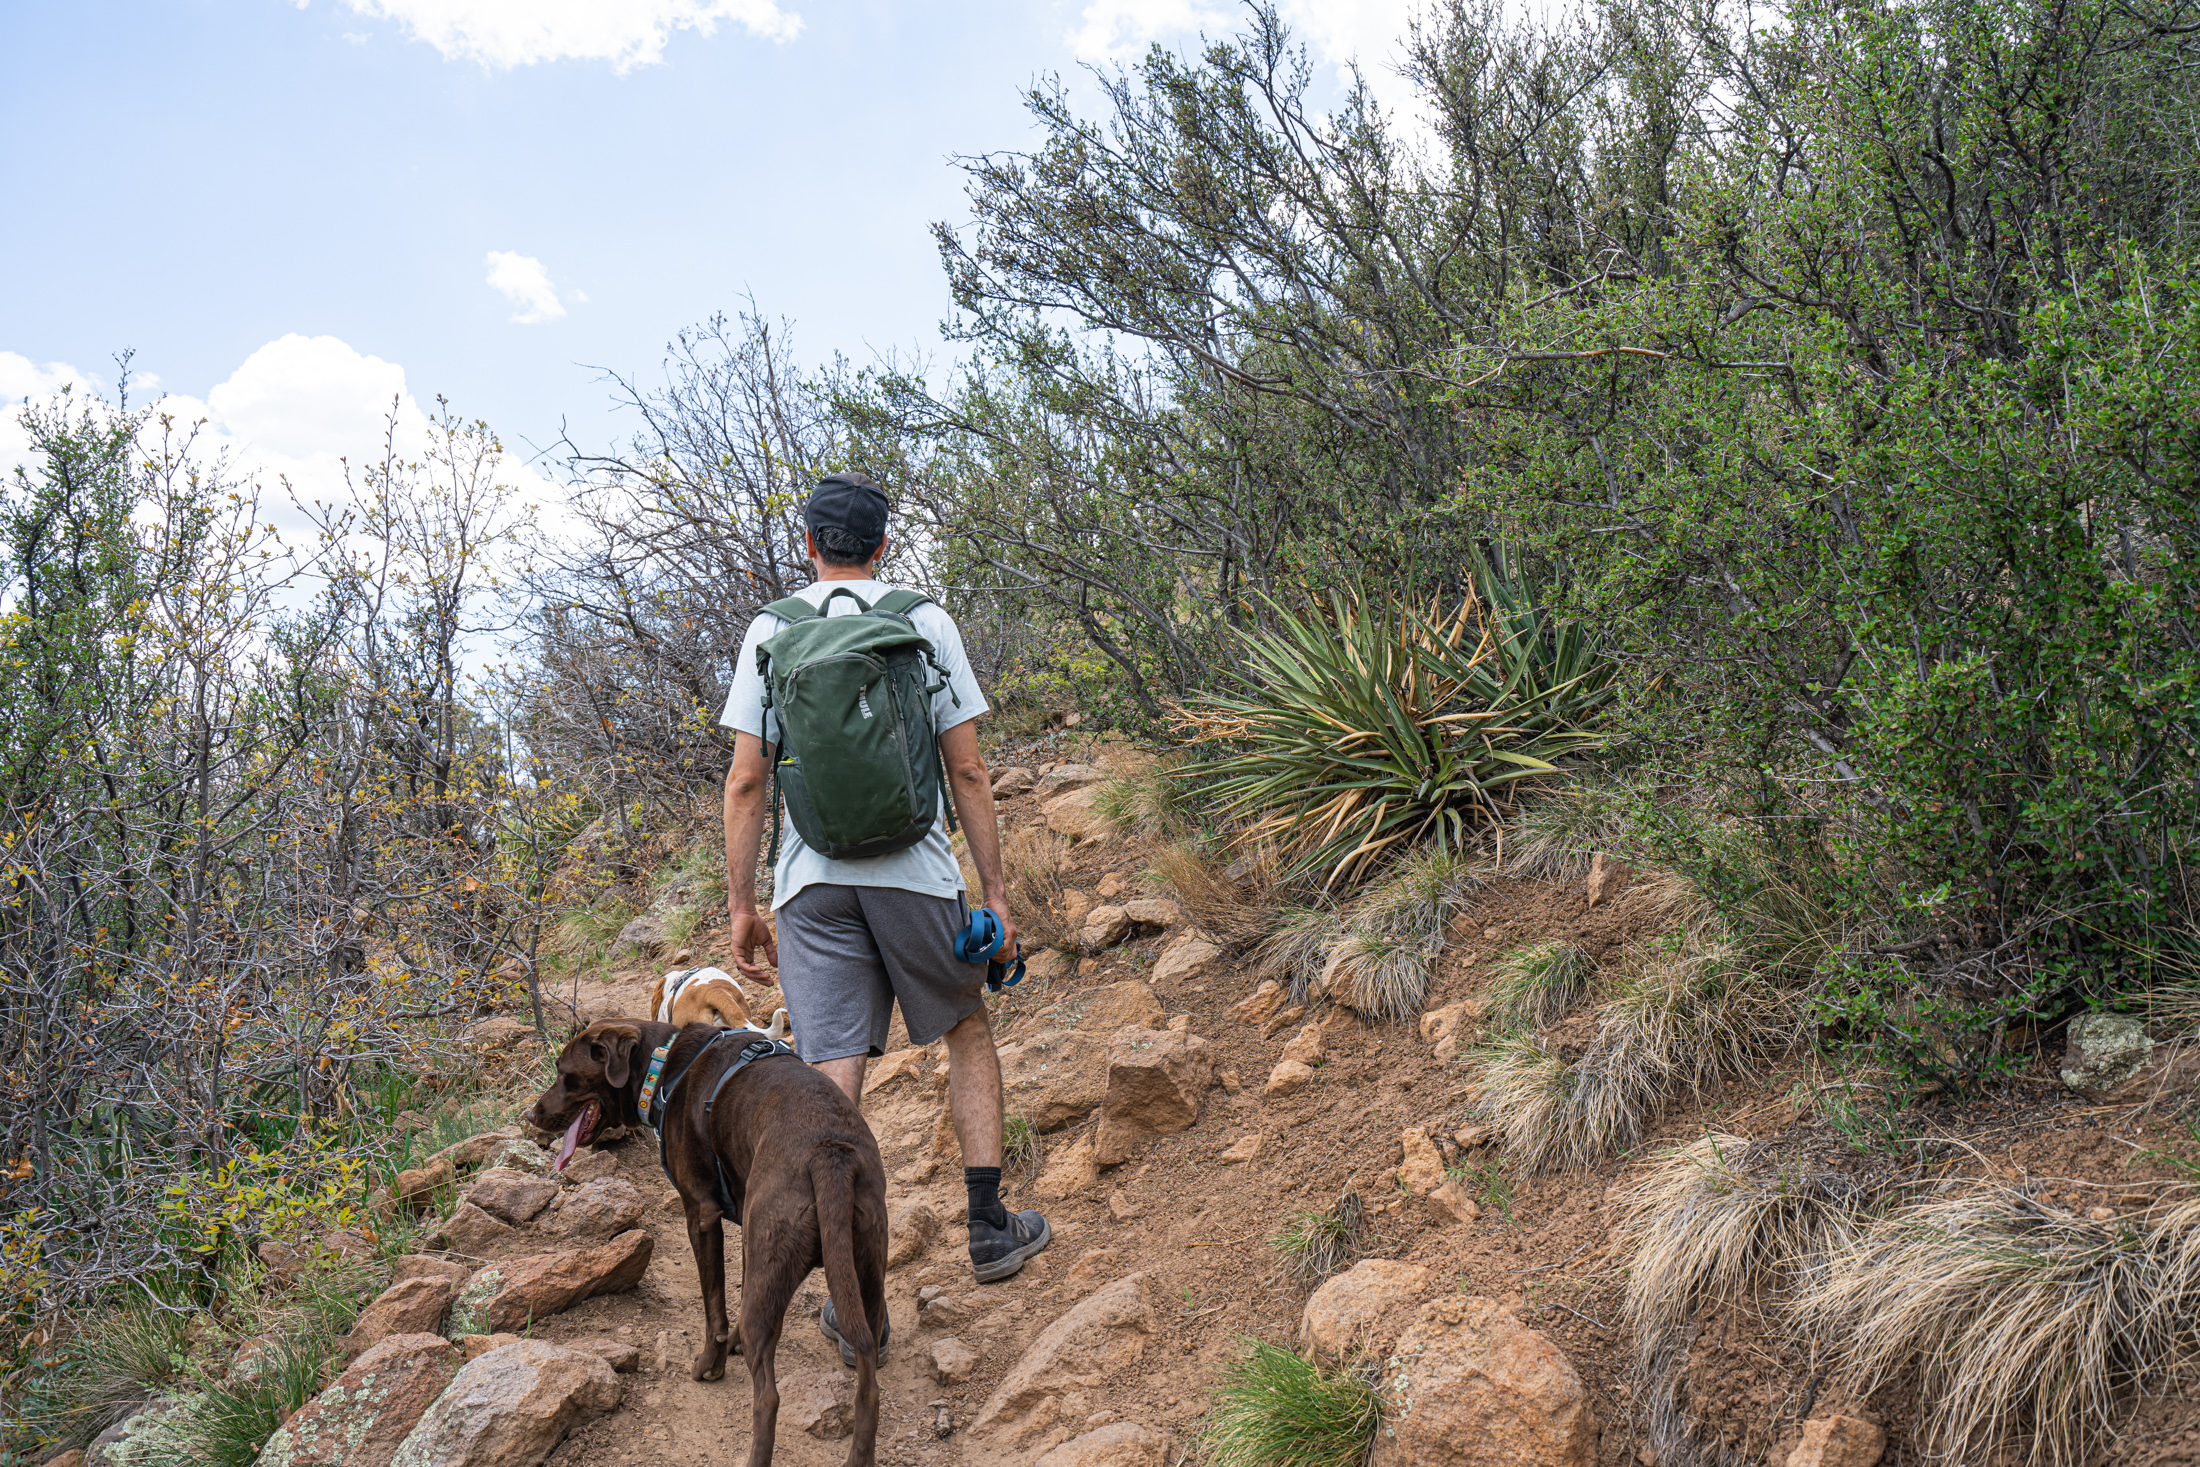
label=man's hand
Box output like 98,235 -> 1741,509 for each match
989,899 -> 1021,969
728,903 -> 779,981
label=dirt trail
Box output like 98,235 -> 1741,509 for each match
473,787 -> 2200,1467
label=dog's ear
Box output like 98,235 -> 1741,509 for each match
591,1024 -> 643,1089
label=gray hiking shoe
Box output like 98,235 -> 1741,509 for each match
969,1207 -> 1051,1284
818,1297 -> 890,1368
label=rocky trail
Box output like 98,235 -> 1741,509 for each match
219,758 -> 2200,1467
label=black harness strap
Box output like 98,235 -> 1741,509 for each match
644,1028 -> 796,1226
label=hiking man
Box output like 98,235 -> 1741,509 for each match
719,470 -> 1051,1300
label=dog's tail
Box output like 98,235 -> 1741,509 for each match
810,1140 -> 878,1363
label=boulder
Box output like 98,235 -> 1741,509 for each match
1077,982 -> 1165,1035
1094,1028 -> 1214,1166
2061,1013 -> 2154,1094
777,1369 -> 856,1439
1150,936 -> 1223,988
84,1397 -> 194,1467
887,1200 -> 939,1269
1786,1416 -> 1887,1467
1000,1028 -> 1110,1132
466,1169 -> 558,1226
387,1340 -> 622,1467
1229,981 -> 1287,1026
1263,1059 -> 1314,1098
1281,1021 -> 1326,1067
550,1179 -> 645,1240
390,1255 -> 470,1290
1397,1127 -> 1447,1196
1036,763 -> 1108,798
255,1333 -> 457,1467
867,1047 -> 929,1092
1122,898 -> 1180,931
556,1149 -> 618,1186
1033,1423 -> 1170,1467
927,1335 -> 981,1384
1045,787 -> 1108,843
1370,1297 -> 1594,1467
973,1274 -> 1157,1443
567,1338 -> 642,1374
1034,1134 -> 1102,1199
341,1277 -> 457,1362
449,1230 -> 654,1336
427,1203 -> 513,1255
394,1159 -> 453,1211
1300,1260 -> 1434,1365
1082,906 -> 1133,949
992,767 -> 1038,798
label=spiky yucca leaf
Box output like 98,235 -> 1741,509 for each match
1179,561 -> 1614,889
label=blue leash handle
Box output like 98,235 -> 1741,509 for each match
955,906 -> 1025,991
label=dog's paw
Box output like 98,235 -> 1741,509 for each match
692,1349 -> 727,1382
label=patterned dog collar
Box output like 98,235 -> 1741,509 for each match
635,1041 -> 674,1119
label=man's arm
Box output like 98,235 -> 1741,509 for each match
939,720 -> 1018,960
723,731 -> 779,980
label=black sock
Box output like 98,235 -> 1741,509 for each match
965,1166 -> 1008,1228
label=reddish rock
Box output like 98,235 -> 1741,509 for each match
887,1199 -> 939,1268
1093,1028 -> 1213,1166
777,1369 -> 856,1439
1300,1260 -> 1434,1366
927,1335 -> 980,1384
258,1333 -> 458,1467
974,1274 -> 1157,1443
1371,1297 -> 1594,1467
1149,935 -> 1222,987
454,1230 -> 654,1336
390,1255 -> 469,1290
999,1028 -> 1110,1132
549,1178 -> 644,1240
341,1277 -> 456,1362
1229,981 -> 1287,1026
466,1169 -> 558,1226
1281,1021 -> 1326,1067
1786,1417 -> 1886,1467
387,1339 -> 621,1467
567,1338 -> 642,1374
1263,1059 -> 1314,1098
1076,982 -> 1165,1035
1397,1127 -> 1447,1196
429,1203 -> 513,1254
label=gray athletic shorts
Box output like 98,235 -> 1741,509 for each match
773,884 -> 986,1062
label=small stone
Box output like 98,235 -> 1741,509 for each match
568,1337 -> 643,1373
428,1202 -> 513,1254
973,1274 -> 1157,1443
1032,1422 -> 1169,1467
1150,935 -> 1222,987
1218,1069 -> 1241,1093
466,1168 -> 559,1226
1121,898 -> 1179,931
1785,1415 -> 1887,1467
1229,981 -> 1287,1026
992,767 -> 1037,798
1427,1181 -> 1481,1225
1167,1015 -> 1190,1031
1281,1021 -> 1326,1067
1094,1028 -> 1214,1166
1097,872 -> 1127,899
556,1149 -> 618,1186
1452,1125 -> 1493,1150
1081,906 -> 1133,949
549,1178 -> 645,1240
1037,763 -> 1108,797
1035,1133 -> 1103,1199
342,1277 -> 457,1362
1107,1190 -> 1141,1222
1397,1127 -> 1447,1196
888,1200 -> 940,1268
1300,1260 -> 1434,1366
460,1333 -> 524,1360
779,1369 -> 858,1439
1585,852 -> 1632,908
1263,1059 -> 1314,1097
1219,1134 -> 1263,1164
927,1335 -> 980,1384
395,1158 -> 454,1211
2061,1012 -> 2154,1094
1262,1004 -> 1307,1038
868,1047 -> 929,1092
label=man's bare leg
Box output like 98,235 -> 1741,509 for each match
942,1006 -> 1004,1168
816,1055 -> 867,1106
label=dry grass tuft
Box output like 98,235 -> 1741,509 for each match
1272,1190 -> 1371,1290
1256,908 -> 1347,999
1321,847 -> 1482,1021
1152,840 -> 1282,949
1799,1191 -> 2200,1467
1502,784 -> 1630,883
1005,827 -> 1076,951
1469,946 -> 1800,1173
1090,751 -> 1192,842
1618,1135 -> 1876,1467
1489,941 -> 1593,1029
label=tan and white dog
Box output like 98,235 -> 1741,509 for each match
647,965 -> 793,1042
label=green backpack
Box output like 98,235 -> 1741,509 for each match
755,587 -> 960,862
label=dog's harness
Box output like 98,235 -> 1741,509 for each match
639,1026 -> 796,1226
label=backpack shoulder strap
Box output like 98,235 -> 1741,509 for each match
759,595 -> 819,625
871,589 -> 932,618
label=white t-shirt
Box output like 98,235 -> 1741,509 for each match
720,580 -> 988,910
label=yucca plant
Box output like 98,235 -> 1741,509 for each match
1179,555 -> 1614,889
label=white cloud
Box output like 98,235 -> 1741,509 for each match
328,0 -> 802,71
484,250 -> 567,324
207,334 -> 416,462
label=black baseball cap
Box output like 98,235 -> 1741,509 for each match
804,472 -> 889,552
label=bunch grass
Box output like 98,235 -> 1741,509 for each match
1489,941 -> 1592,1029
1322,847 -> 1482,1021
1798,1192 -> 2200,1467
1201,1339 -> 1381,1467
1271,1191 -> 1369,1290
1152,840 -> 1283,949
1004,828 -> 1075,951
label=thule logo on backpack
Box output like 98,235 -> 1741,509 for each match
858,689 -> 875,719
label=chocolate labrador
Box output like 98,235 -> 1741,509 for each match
524,1019 -> 887,1467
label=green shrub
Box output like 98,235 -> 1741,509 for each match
1179,556 -> 1613,890
1201,1339 -> 1381,1467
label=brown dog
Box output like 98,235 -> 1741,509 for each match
525,1020 -> 887,1467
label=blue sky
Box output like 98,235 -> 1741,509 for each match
1,0 -> 1422,507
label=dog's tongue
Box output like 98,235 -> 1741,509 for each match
554,1111 -> 585,1172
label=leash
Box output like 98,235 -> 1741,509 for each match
955,905 -> 1025,992
643,1027 -> 796,1226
